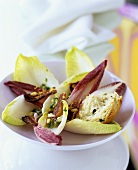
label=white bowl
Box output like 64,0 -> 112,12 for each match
0,61 -> 135,150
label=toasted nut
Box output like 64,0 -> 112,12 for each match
30,92 -> 38,96
72,84 -> 76,88
46,118 -> 51,124
71,108 -> 78,112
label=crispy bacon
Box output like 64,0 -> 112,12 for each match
22,116 -> 38,126
4,81 -> 57,108
68,99 -> 82,120
34,124 -> 62,145
24,87 -> 57,108
53,93 -> 66,118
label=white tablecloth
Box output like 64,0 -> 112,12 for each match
0,0 -> 123,79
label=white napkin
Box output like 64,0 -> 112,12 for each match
20,0 -> 125,55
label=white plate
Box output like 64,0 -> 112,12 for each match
0,61 -> 135,150
0,124 -> 129,170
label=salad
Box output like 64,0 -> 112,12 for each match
1,47 -> 126,145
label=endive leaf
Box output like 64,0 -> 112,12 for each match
65,119 -> 121,134
67,60 -> 107,104
58,71 -> 89,96
39,100 -> 68,135
65,46 -> 95,78
14,54 -> 59,87
41,94 -> 55,114
50,100 -> 68,135
2,95 -> 36,125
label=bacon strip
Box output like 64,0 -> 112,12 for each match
34,124 -> 62,145
5,81 -> 57,108
53,93 -> 66,118
22,116 -> 38,126
68,99 -> 82,120
24,88 -> 57,108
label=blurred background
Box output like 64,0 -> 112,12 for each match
109,1 -> 138,169
107,0 -> 138,169
0,0 -> 138,169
